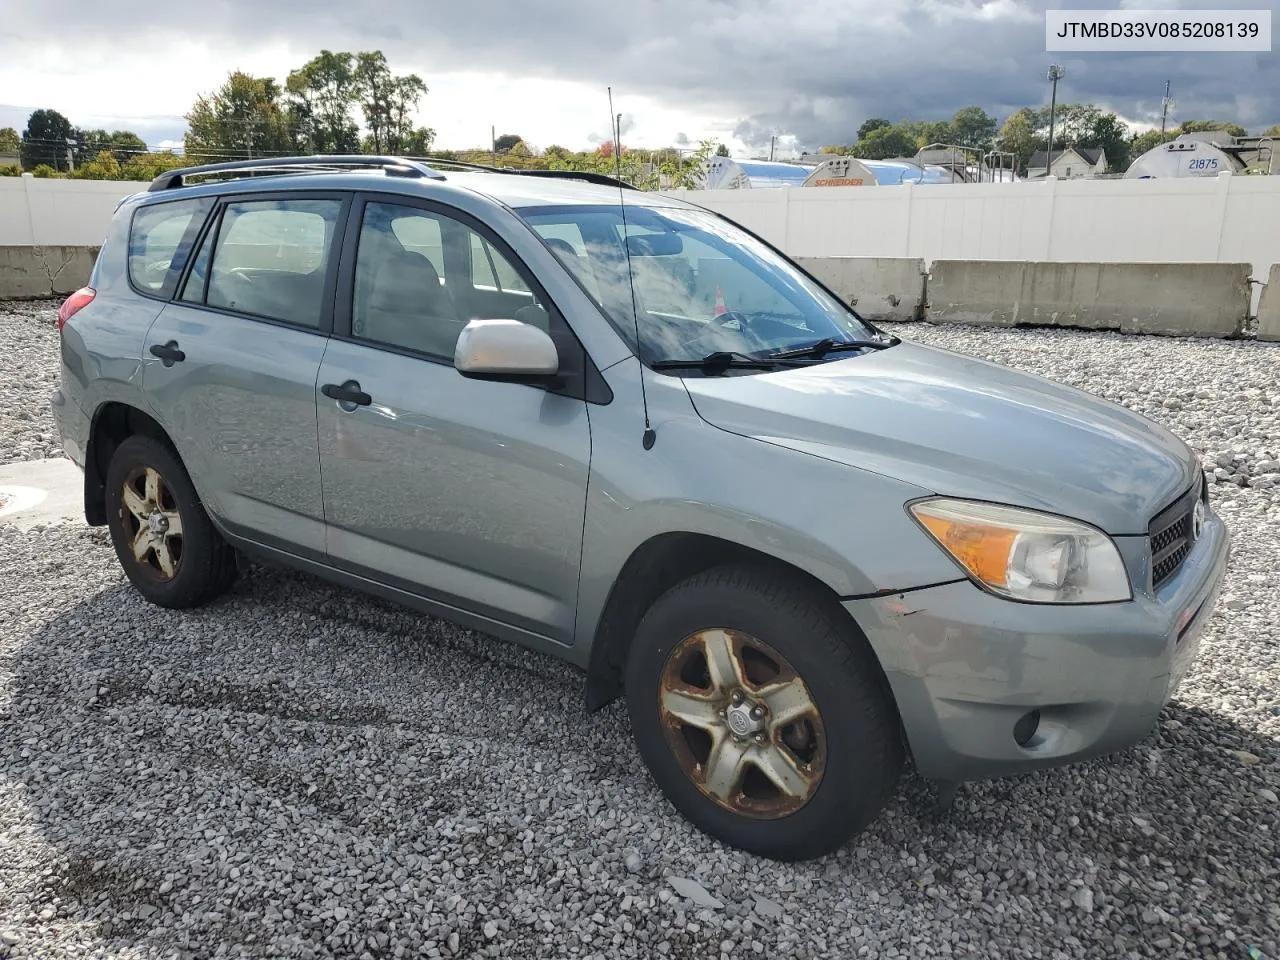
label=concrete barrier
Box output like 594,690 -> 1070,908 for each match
1258,264 -> 1280,342
796,257 -> 925,321
0,245 -> 99,299
927,260 -> 1251,338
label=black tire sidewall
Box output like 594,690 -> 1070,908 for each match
104,435 -> 224,609
625,567 -> 901,861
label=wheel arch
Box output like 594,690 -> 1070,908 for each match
83,402 -> 176,526
584,532 -> 891,714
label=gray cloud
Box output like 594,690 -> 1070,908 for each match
5,0 -> 1278,151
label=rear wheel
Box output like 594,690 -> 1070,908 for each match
625,564 -> 902,861
105,435 -> 237,608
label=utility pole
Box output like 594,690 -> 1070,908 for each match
491,125 -> 496,162
1046,64 -> 1065,174
1160,81 -> 1174,134
769,135 -> 776,161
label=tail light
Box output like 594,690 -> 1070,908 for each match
56,287 -> 96,332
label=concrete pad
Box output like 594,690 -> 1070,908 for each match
0,457 -> 84,530
796,256 -> 926,322
1258,264 -> 1280,342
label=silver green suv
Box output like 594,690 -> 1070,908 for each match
50,155 -> 1230,861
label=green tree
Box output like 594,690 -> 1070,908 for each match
353,52 -> 430,153
714,143 -> 730,157
995,108 -> 1041,172
68,149 -> 121,179
30,163 -> 62,178
947,106 -> 997,149
76,129 -> 147,164
1178,119 -> 1246,138
856,118 -> 890,141
287,51 -> 362,153
21,109 -> 76,170
185,71 -> 293,162
1262,124 -> 1280,137
0,127 -> 19,154
121,152 -> 187,181
493,133 -> 524,153
850,125 -> 916,160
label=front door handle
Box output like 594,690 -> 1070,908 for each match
149,340 -> 185,366
321,381 -> 372,407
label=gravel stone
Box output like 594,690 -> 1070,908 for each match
1,304 -> 1278,958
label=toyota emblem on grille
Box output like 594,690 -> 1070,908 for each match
1191,501 -> 1206,541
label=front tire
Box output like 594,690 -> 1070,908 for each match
104,434 -> 237,609
625,564 -> 902,861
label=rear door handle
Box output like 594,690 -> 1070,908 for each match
149,340 -> 185,366
321,381 -> 372,407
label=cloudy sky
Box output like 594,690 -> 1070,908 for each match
2,0 -> 1276,156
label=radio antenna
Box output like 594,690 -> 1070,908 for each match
609,85 -> 655,450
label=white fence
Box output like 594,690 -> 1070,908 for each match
663,173 -> 1280,295
0,176 -> 149,247
4,173 -> 1280,284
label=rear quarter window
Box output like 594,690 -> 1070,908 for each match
128,198 -> 213,295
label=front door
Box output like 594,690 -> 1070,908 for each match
316,197 -> 592,644
141,193 -> 349,557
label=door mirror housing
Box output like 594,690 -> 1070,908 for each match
454,318 -> 560,383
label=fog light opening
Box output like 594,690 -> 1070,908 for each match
1013,709 -> 1041,748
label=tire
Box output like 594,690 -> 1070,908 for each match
624,563 -> 903,861
104,434 -> 238,609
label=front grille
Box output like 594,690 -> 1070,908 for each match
1148,477 -> 1205,591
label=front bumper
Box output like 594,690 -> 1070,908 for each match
845,511 -> 1231,781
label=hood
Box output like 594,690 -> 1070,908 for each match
681,342 -> 1199,535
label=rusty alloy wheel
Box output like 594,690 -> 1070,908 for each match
658,627 -> 826,819
118,465 -> 185,581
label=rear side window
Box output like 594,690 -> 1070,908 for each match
202,198 -> 343,328
128,198 -> 212,295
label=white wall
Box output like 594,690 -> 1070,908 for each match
664,173 -> 1280,290
3,172 -> 1280,297
0,176 -> 149,246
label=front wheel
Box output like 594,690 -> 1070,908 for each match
625,564 -> 902,861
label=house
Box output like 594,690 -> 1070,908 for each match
1026,147 -> 1108,179
0,151 -> 19,168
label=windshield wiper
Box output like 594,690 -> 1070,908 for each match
650,351 -> 782,375
762,336 -> 898,361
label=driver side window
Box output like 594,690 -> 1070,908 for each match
351,201 -> 552,359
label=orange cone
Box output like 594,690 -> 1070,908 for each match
714,285 -> 727,316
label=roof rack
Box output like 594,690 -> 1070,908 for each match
147,155 -> 447,192
404,155 -> 640,191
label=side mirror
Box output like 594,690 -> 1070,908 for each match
454,318 -> 560,383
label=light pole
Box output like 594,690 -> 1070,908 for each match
1160,80 -> 1174,134
1046,64 -> 1065,173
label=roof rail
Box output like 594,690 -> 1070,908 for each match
404,155 -> 640,191
147,155 -> 446,192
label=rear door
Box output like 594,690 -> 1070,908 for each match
141,192 -> 350,558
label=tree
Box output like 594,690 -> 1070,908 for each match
0,127 -> 19,154
715,143 -> 730,157
185,71 -> 293,162
287,50 -> 362,154
1178,119 -> 1247,138
121,152 -> 187,181
353,51 -> 430,154
850,125 -> 916,160
995,108 -> 1040,172
1262,124 -> 1280,137
21,109 -> 76,171
856,118 -> 891,141
69,149 -> 121,180
493,133 -> 524,153
76,129 -> 147,164
947,106 -> 997,150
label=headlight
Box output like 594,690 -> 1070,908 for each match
908,498 -> 1131,604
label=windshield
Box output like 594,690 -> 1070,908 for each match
514,204 -> 878,367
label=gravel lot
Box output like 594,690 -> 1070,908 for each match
1,299 -> 1277,959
